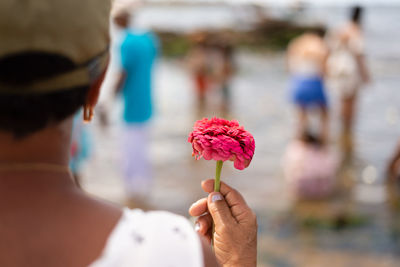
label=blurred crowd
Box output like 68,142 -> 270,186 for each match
71,3 -> 400,208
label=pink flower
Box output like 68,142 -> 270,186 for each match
188,117 -> 255,170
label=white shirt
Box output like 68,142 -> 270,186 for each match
90,209 -> 204,267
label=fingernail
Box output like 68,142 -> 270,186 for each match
194,223 -> 200,232
211,193 -> 223,203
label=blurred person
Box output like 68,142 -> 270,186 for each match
287,31 -> 330,143
385,140 -> 400,246
97,0 -> 141,119
187,35 -> 236,115
113,9 -> 159,207
0,1 -> 257,267
388,142 -> 400,178
327,6 -> 370,154
187,33 -> 212,110
283,130 -> 338,200
387,139 -> 400,190
216,43 -> 236,113
70,111 -> 92,188
386,142 -> 400,240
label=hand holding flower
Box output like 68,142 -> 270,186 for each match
189,179 -> 257,267
188,117 -> 257,266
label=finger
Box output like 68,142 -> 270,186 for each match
195,213 -> 213,236
205,226 -> 213,244
189,198 -> 208,217
201,179 -> 240,196
207,192 -> 235,228
202,179 -> 248,210
202,179 -> 253,223
198,229 -> 212,245
201,179 -> 215,193
200,223 -> 213,245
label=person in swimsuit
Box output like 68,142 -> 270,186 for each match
327,6 -> 370,154
0,1 -> 257,266
287,31 -> 330,143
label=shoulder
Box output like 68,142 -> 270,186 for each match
90,209 -> 204,267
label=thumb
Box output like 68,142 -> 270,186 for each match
207,192 -> 235,227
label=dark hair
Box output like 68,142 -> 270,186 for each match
351,5 -> 363,24
0,53 -> 89,138
221,44 -> 234,60
311,27 -> 327,38
300,130 -> 322,147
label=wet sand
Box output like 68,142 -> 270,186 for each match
81,51 -> 400,266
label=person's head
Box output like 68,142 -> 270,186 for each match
112,0 -> 143,29
222,44 -> 234,59
113,10 -> 131,29
350,5 -> 364,25
299,130 -> 322,147
311,27 -> 327,38
0,0 -> 111,139
190,31 -> 209,48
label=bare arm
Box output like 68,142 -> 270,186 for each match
114,71 -> 127,96
387,140 -> 400,179
286,37 -> 301,74
351,26 -> 370,84
97,70 -> 126,128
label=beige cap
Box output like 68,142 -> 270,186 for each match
0,0 -> 112,94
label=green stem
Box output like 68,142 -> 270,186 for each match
214,160 -> 223,192
212,160 -> 224,248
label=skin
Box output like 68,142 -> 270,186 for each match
98,11 -> 131,127
387,140 -> 400,181
97,12 -> 128,127
113,12 -> 131,97
338,22 -> 370,147
386,141 -> 400,211
298,105 -> 329,145
0,9 -> 257,265
0,71 -> 123,267
0,59 -> 256,267
287,33 -> 330,143
189,180 -> 258,267
341,93 -> 357,139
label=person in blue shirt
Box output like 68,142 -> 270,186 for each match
113,9 -> 159,207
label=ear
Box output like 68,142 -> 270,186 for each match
85,66 -> 108,108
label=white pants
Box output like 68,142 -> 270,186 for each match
121,123 -> 152,198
